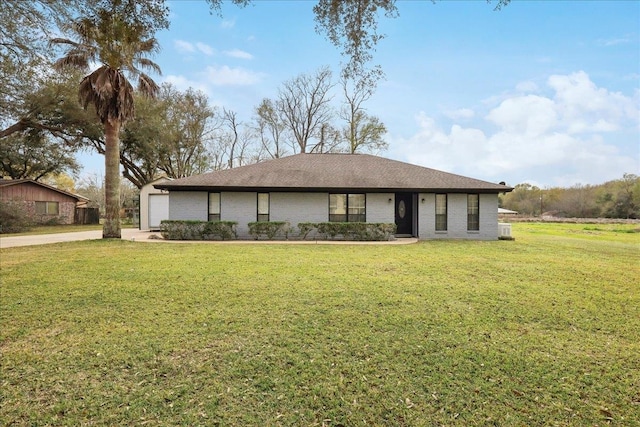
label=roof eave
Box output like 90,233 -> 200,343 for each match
154,184 -> 513,193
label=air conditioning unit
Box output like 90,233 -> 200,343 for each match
498,223 -> 512,238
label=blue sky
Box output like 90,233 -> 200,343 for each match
81,0 -> 639,188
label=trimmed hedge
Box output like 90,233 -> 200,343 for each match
159,220 -> 396,241
160,220 -> 237,240
248,221 -> 290,240
297,222 -> 397,241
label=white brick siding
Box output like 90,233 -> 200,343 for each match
167,190 -> 500,240
270,193 -> 328,234
169,191 -> 207,221
418,193 -> 436,239
418,192 -> 499,240
479,193 -> 499,239
366,193 -> 395,223
221,192 -> 257,238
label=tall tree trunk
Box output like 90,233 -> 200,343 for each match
103,119 -> 121,238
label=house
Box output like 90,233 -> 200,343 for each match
154,153 -> 513,240
139,177 -> 171,230
0,179 -> 90,225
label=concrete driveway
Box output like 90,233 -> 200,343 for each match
1,229 -> 417,248
0,228 -> 153,249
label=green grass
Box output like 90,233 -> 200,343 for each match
1,223 -> 638,426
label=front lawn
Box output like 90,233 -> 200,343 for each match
1,223 -> 638,426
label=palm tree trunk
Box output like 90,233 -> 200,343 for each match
103,119 -> 121,238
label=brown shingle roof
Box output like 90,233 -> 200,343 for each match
155,153 -> 512,193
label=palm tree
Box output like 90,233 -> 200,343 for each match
52,7 -> 161,238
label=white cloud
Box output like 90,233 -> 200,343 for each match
443,108 -> 474,120
597,36 -> 633,47
486,95 -> 558,136
201,65 -> 264,86
175,40 -> 215,56
223,49 -> 253,60
196,42 -> 215,56
548,71 -> 638,134
162,75 -> 210,95
174,39 -> 195,53
221,19 -> 235,29
391,71 -> 639,186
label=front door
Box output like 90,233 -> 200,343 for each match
395,193 -> 414,236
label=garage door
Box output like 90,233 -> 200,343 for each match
148,194 -> 169,229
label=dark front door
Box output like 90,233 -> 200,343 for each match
395,193 -> 413,236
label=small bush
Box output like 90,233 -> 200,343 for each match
160,220 -> 237,240
0,201 -> 31,234
297,222 -> 317,240
297,222 -> 396,241
248,221 -> 290,240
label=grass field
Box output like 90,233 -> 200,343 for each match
1,223 -> 638,426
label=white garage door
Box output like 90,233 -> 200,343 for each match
148,194 -> 169,229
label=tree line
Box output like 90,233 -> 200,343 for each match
1,66 -> 388,187
500,174 -> 640,219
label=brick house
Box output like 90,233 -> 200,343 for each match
0,179 -> 90,225
154,153 -> 513,240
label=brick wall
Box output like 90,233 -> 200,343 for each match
221,192 -> 257,238
168,192 -> 207,221
418,193 -> 498,240
17,200 -> 75,224
366,193 -> 395,223
270,192 -> 327,234
167,190 -> 500,240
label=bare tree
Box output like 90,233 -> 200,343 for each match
340,73 -> 387,154
211,108 -> 259,169
276,66 -> 336,153
220,108 -> 241,169
254,98 -> 288,159
314,122 -> 343,153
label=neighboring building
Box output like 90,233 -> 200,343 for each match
498,207 -> 519,216
0,179 -> 90,225
139,177 -> 171,230
154,153 -> 513,240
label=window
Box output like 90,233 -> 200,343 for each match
467,194 -> 479,231
435,194 -> 447,231
35,201 -> 59,215
329,193 -> 365,222
208,193 -> 220,221
348,194 -> 366,222
329,194 -> 347,222
257,193 -> 269,222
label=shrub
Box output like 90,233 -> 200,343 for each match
160,220 -> 237,240
248,221 -> 290,240
297,222 -> 317,240
297,222 -> 396,241
0,201 -> 31,234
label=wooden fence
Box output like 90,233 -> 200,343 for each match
75,207 -> 100,225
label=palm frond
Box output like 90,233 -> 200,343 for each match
49,38 -> 81,47
138,38 -> 161,55
138,73 -> 160,98
53,52 -> 91,71
136,58 -> 162,75
78,66 -> 137,124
